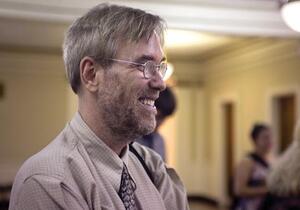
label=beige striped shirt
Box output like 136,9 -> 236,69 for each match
9,112 -> 189,210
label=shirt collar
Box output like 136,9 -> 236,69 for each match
69,112 -> 129,191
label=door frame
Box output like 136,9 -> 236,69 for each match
266,85 -> 300,155
213,93 -> 240,206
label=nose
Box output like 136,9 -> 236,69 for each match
149,72 -> 166,92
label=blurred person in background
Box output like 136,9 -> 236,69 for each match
136,86 -> 176,161
233,123 -> 273,210
259,121 -> 300,210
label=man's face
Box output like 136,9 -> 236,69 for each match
97,33 -> 166,141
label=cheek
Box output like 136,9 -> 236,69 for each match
110,70 -> 146,105
256,140 -> 265,148
115,82 -> 138,108
261,139 -> 272,149
266,139 -> 272,148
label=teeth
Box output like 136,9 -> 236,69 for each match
141,99 -> 154,106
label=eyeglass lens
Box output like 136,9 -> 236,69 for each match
144,61 -> 167,79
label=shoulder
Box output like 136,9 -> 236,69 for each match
130,142 -> 163,173
235,156 -> 255,176
9,174 -> 61,209
13,128 -> 81,189
130,142 -> 185,188
10,172 -> 88,210
10,129 -> 89,208
130,143 -> 188,209
129,142 -> 169,186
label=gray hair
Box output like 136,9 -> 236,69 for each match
63,3 -> 166,93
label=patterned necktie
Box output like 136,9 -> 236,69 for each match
118,163 -> 137,210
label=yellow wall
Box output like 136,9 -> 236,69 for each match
166,38 -> 300,202
0,51 -> 68,183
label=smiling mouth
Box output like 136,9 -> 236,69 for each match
139,98 -> 155,108
139,98 -> 155,107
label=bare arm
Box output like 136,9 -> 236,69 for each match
234,158 -> 268,197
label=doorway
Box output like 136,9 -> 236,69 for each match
222,102 -> 235,201
275,94 -> 296,153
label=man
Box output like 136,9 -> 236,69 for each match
137,86 -> 177,161
9,3 -> 189,210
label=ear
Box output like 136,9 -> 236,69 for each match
79,56 -> 101,93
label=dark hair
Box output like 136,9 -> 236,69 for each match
155,86 -> 176,118
250,123 -> 269,142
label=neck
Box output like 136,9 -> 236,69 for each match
78,97 -> 129,156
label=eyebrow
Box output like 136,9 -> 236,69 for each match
134,55 -> 167,63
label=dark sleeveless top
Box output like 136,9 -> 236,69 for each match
234,153 -> 270,210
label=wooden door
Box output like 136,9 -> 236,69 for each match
223,103 -> 235,198
278,94 -> 296,153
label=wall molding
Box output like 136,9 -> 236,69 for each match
0,0 -> 298,37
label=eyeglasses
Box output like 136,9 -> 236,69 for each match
106,58 -> 168,79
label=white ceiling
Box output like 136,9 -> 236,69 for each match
0,0 -> 297,36
0,0 -> 299,58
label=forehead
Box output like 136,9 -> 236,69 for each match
259,129 -> 271,137
117,33 -> 165,62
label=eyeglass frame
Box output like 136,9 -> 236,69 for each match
105,58 -> 168,79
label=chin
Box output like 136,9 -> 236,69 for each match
139,118 -> 156,135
